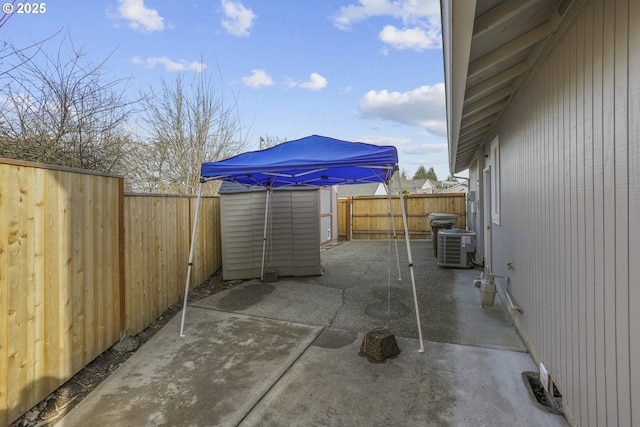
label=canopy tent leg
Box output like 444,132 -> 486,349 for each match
179,182 -> 204,337
385,183 -> 402,280
260,188 -> 273,280
396,178 -> 425,353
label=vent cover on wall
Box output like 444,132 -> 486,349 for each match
437,229 -> 476,268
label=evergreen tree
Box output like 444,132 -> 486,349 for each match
414,165 -> 438,181
413,164 -> 428,179
425,167 -> 438,181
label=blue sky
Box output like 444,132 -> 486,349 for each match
3,0 -> 455,179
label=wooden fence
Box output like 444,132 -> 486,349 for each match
0,158 -> 221,425
338,194 -> 466,240
123,195 -> 220,335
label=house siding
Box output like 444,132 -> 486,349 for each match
473,1 -> 639,425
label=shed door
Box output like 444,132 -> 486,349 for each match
319,187 -> 334,245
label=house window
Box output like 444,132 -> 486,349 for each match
490,136 -> 500,225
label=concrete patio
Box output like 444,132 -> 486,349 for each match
56,240 -> 568,426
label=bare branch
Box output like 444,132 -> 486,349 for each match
0,34 -> 142,173
137,68 -> 251,194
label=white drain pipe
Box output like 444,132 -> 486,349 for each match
492,274 -> 523,314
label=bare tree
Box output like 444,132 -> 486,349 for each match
259,134 -> 286,149
1,1 -> 61,86
0,35 -> 139,172
136,70 -> 250,194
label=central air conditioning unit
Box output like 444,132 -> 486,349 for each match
437,229 -> 476,268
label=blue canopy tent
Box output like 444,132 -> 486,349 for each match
179,135 -> 424,352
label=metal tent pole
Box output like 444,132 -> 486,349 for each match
396,176 -> 425,353
260,188 -> 272,280
385,182 -> 402,280
179,181 -> 204,337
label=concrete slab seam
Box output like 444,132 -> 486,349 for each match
188,302 -> 332,330
236,326 -> 327,425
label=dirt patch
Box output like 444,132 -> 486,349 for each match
10,271 -> 242,427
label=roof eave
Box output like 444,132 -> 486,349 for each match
441,0 -> 477,174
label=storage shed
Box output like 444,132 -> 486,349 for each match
219,182 -> 322,280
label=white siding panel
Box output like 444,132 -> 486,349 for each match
613,1 -> 632,425
582,5 -> 598,425
629,1 -> 640,425
601,2 -> 619,425
590,1 -> 607,424
485,0 -> 638,425
575,15 -> 588,424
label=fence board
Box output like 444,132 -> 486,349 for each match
342,194 -> 466,240
1,158 -> 222,425
122,195 -> 221,336
125,196 -> 183,335
0,161 -> 122,425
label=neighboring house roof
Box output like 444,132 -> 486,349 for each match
442,0 -> 578,173
219,181 -> 265,194
337,183 -> 383,197
402,179 -> 428,192
438,183 -> 468,194
387,175 -> 429,194
422,180 -> 438,190
337,176 -> 444,197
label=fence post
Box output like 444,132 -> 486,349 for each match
118,177 -> 126,337
346,196 -> 352,241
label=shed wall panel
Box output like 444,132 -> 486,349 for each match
221,190 -> 321,280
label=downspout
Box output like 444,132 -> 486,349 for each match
452,175 -> 470,230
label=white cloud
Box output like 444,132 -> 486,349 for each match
379,25 -> 439,51
403,142 -> 448,154
115,0 -> 165,33
131,56 -> 206,72
300,73 -> 328,91
359,83 -> 446,136
331,0 -> 439,30
357,134 -> 450,179
359,134 -> 412,147
221,0 -> 256,37
241,69 -> 273,87
286,73 -> 328,91
331,0 -> 441,52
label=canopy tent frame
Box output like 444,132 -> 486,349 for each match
178,135 -> 425,353
260,188 -> 272,280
